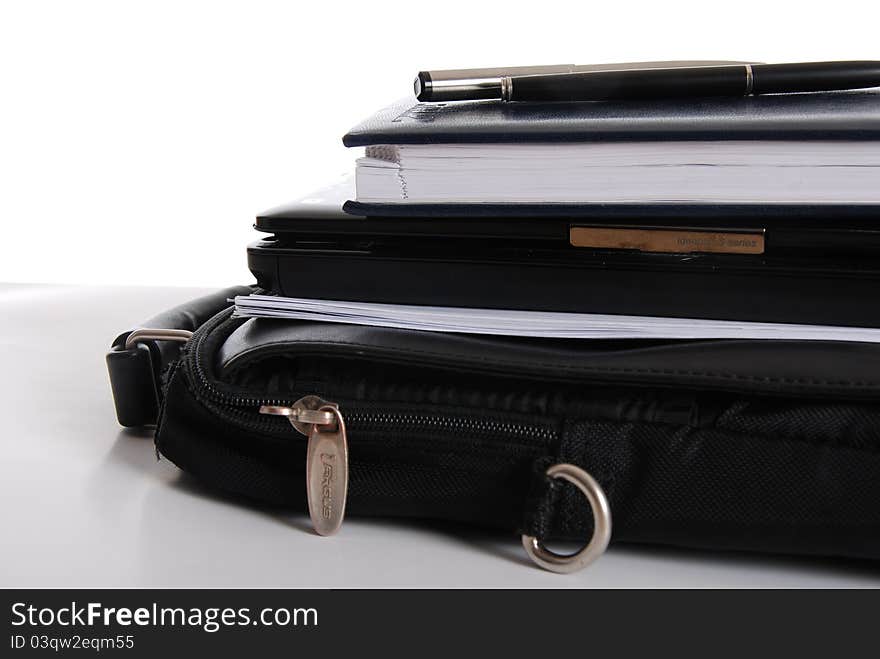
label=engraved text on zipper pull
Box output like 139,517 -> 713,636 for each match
260,395 -> 349,536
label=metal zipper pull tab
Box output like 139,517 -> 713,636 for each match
260,395 -> 349,536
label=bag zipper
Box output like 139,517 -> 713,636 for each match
178,310 -> 559,537
262,396 -> 349,536
180,308 -> 556,443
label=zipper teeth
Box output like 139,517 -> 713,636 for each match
188,309 -> 279,407
185,310 -> 557,443
348,412 -> 556,441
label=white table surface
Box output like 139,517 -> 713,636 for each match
2,283 -> 878,588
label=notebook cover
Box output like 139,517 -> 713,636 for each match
342,91 -> 880,147
261,178 -> 878,225
342,200 -> 880,219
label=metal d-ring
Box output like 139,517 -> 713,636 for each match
522,463 -> 612,574
124,328 -> 193,350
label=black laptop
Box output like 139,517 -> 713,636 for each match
248,178 -> 880,327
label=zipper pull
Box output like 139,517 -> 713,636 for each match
260,395 -> 349,536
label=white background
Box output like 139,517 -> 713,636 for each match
1,0 -> 877,286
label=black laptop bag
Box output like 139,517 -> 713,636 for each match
107,286 -> 880,573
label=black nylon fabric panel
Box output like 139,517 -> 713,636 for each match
540,417 -> 880,558
156,366 -> 548,532
157,355 -> 880,560
716,400 -> 880,451
156,367 -> 308,507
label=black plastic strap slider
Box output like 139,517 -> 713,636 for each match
106,341 -> 160,428
106,328 -> 193,428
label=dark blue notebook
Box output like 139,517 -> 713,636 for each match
341,92 -> 880,216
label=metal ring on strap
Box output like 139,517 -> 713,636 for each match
124,328 -> 193,350
521,463 -> 612,574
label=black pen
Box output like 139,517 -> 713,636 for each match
414,61 -> 880,103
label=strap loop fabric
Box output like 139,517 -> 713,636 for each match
106,285 -> 254,427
